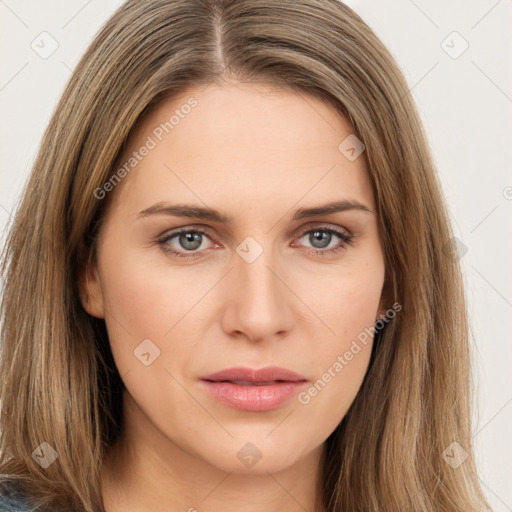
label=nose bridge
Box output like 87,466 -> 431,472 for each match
223,235 -> 293,341
236,237 -> 283,309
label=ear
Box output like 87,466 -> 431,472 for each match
376,270 -> 394,322
77,245 -> 105,319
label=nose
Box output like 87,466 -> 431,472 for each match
220,242 -> 295,343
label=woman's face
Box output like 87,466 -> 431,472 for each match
82,81 -> 386,474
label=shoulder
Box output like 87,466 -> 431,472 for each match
0,481 -> 33,511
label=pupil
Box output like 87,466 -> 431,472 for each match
180,232 -> 202,250
310,230 -> 330,249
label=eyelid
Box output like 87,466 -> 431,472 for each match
294,221 -> 352,239
159,226 -> 219,248
158,224 -> 224,243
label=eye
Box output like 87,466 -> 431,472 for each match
294,225 -> 354,256
157,225 -> 354,260
157,228 -> 216,259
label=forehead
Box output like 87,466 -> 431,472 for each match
108,82 -> 374,219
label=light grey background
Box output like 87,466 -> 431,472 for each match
1,1 -> 511,510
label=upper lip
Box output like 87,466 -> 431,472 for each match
200,366 -> 307,383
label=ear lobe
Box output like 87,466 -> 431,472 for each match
78,248 -> 105,319
376,271 -> 394,322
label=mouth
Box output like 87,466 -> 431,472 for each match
199,366 -> 308,412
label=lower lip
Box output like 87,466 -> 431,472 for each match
200,380 -> 308,412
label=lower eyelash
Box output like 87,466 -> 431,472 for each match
157,227 -> 353,259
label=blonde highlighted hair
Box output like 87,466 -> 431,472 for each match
0,0 -> 490,510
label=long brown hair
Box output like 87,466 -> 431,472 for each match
0,0 -> 491,510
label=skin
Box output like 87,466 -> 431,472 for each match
80,80 -> 388,512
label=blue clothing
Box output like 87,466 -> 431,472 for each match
0,496 -> 31,511
0,482 -> 33,511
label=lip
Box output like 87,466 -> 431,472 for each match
199,366 -> 308,412
200,366 -> 307,383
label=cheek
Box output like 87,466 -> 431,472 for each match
301,252 -> 384,347
294,256 -> 383,420
96,244 -> 206,376
295,298 -> 378,435
296,341 -> 372,441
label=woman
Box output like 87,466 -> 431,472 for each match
0,0 -> 491,510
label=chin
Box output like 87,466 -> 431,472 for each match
197,438 -> 310,475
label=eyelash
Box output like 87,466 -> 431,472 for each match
157,225 -> 354,260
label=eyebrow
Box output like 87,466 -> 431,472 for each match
135,200 -> 372,223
